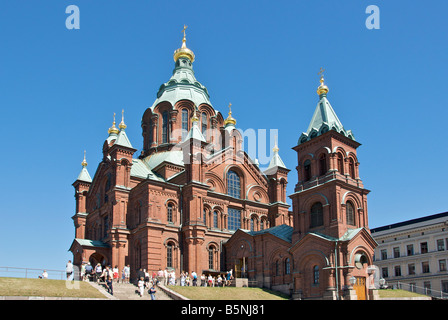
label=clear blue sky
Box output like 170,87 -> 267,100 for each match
1,1 -> 447,272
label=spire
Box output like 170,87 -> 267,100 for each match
108,113 -> 119,135
184,107 -> 206,142
173,25 -> 195,63
77,150 -> 92,183
298,69 -> 355,145
119,109 -> 127,130
224,103 -> 236,127
317,67 -> 329,97
265,135 -> 287,174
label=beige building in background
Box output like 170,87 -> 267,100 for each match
371,212 -> 448,298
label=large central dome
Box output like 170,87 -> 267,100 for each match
150,27 -> 212,110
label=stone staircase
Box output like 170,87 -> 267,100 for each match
91,281 -> 172,300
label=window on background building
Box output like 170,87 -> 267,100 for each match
162,111 -> 169,143
424,282 -> 431,295
228,208 -> 241,231
381,249 -> 388,260
394,266 -> 401,277
421,242 -> 428,254
437,239 -> 445,251
346,201 -> 355,225
381,267 -> 389,278
408,263 -> 415,275
227,170 -> 241,199
422,261 -> 430,273
310,202 -> 323,228
407,244 -> 414,256
181,109 -> 188,140
393,247 -> 400,258
439,259 -> 447,272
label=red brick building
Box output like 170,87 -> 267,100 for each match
69,30 -> 292,279
225,76 -> 378,300
70,30 -> 377,299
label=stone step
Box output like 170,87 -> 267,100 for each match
90,281 -> 172,300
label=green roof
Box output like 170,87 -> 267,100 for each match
298,95 -> 355,145
247,224 -> 293,243
73,238 -> 110,248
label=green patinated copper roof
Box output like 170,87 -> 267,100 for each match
76,166 -> 92,183
298,93 -> 355,145
246,224 -> 293,243
151,57 -> 214,111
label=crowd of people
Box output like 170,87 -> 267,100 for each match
64,260 -> 235,299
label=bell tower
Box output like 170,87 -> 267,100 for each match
290,72 -> 370,243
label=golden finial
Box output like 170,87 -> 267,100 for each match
173,25 -> 195,62
273,135 -> 279,153
119,109 -> 127,130
317,67 -> 329,96
108,112 -> 119,135
81,150 -> 88,167
191,108 -> 199,123
224,103 -> 236,126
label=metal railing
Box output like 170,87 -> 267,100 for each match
0,266 -> 66,280
392,281 -> 448,300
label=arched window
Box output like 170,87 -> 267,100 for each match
304,159 -> 311,181
346,201 -> 355,226
319,154 -> 327,176
201,112 -> 207,139
203,209 -> 207,226
310,202 -> 323,228
349,158 -> 355,179
181,109 -> 189,140
208,245 -> 217,270
167,203 -> 173,223
162,111 -> 169,143
227,170 -> 241,199
250,217 -> 255,231
275,260 -> 280,276
313,265 -> 319,284
285,258 -> 291,275
260,219 -> 265,231
213,211 -> 218,228
337,153 -> 344,174
167,242 -> 174,268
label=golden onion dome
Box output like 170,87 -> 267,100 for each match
119,109 -> 127,130
108,113 -> 119,135
223,103 -> 236,126
81,150 -> 88,167
317,68 -> 329,96
173,25 -> 195,63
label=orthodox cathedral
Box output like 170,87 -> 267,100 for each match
70,28 -> 377,300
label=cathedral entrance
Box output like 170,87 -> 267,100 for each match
353,276 -> 366,300
234,257 -> 248,278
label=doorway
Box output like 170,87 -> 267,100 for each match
353,276 -> 366,300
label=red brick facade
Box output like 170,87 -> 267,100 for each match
70,34 -> 376,300
69,34 -> 292,280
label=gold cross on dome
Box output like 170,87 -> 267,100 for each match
318,67 -> 325,77
182,25 -> 188,37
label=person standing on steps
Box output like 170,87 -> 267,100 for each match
149,284 -> 156,300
